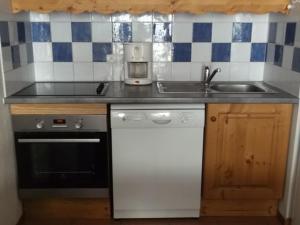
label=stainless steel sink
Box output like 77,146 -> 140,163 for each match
209,84 -> 267,93
157,82 -> 278,94
157,82 -> 206,93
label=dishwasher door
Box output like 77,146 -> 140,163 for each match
111,104 -> 205,218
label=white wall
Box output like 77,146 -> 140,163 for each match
0,37 -> 22,225
263,5 -> 300,220
0,1 -> 22,225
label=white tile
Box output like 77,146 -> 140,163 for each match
171,63 -> 191,81
50,12 -> 71,22
113,43 -> 124,55
1,46 -> 13,72
71,13 -> 92,22
133,13 -> 153,22
19,44 -> 28,66
153,43 -> 172,62
276,22 -> 286,44
173,13 -> 198,22
190,63 -> 206,81
153,13 -> 173,22
53,62 -> 74,81
252,23 -> 269,42
92,13 -> 111,22
34,62 -> 54,81
266,43 -> 275,63
282,46 -> 294,70
210,63 -> 230,81
193,14 -> 214,22
192,43 -> 212,62
92,22 -> 112,42
230,43 -> 251,62
112,62 -> 124,81
94,62 -> 113,80
153,62 -> 172,81
212,22 -> 233,42
51,22 -> 72,42
132,22 -> 152,42
8,22 -> 18,45
112,13 -> 132,22
33,43 -> 53,62
249,62 -> 264,81
230,62 -> 250,81
72,43 -> 93,62
211,13 -> 234,22
30,12 -> 50,22
172,23 -> 193,43
74,63 -> 94,81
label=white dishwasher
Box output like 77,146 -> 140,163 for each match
111,104 -> 205,219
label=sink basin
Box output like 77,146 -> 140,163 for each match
209,84 -> 267,93
157,82 -> 206,93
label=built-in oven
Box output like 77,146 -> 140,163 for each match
12,115 -> 109,198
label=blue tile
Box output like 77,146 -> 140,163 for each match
26,43 -> 33,64
113,23 -> 132,43
71,22 -> 91,42
285,23 -> 296,46
153,23 -> 172,42
212,43 -> 231,62
268,23 -> 277,43
292,48 -> 300,73
274,45 -> 283,67
31,22 -> 51,42
251,43 -> 267,62
0,21 -> 10,46
173,43 -> 191,62
193,23 -> 212,42
17,22 -> 25,43
25,22 -> 32,43
93,43 -> 112,62
11,45 -> 20,69
52,43 -> 73,62
232,23 -> 252,42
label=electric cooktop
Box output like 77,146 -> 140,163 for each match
14,82 -> 109,96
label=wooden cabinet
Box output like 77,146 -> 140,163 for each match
11,0 -> 289,14
202,104 -> 293,216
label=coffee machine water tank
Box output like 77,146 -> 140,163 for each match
124,43 -> 153,85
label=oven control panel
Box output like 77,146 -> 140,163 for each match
12,115 -> 107,132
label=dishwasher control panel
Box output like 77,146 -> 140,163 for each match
111,104 -> 205,128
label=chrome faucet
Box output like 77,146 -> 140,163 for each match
203,66 -> 221,87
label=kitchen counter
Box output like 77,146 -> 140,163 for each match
4,81 -> 298,104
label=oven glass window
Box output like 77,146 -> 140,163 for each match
15,132 -> 108,189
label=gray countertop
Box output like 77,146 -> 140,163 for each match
4,81 -> 298,104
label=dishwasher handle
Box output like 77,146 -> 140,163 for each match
151,119 -> 172,125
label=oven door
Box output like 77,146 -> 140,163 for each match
15,132 -> 108,191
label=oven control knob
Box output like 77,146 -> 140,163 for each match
75,120 -> 83,129
36,120 -> 44,129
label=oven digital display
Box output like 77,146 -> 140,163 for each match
53,119 -> 66,125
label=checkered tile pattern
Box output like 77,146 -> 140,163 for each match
266,21 -> 300,73
1,12 -> 271,82
0,21 -> 33,72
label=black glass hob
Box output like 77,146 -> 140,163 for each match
14,82 -> 109,96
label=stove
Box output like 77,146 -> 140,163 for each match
14,82 -> 109,96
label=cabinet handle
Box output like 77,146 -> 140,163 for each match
210,116 -> 217,122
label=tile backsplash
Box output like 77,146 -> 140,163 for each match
1,12 -> 270,84
0,12 -> 35,96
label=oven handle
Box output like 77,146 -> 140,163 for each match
17,139 -> 101,143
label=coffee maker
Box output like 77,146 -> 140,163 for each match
124,43 -> 153,85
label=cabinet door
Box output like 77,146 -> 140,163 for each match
203,104 -> 292,200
